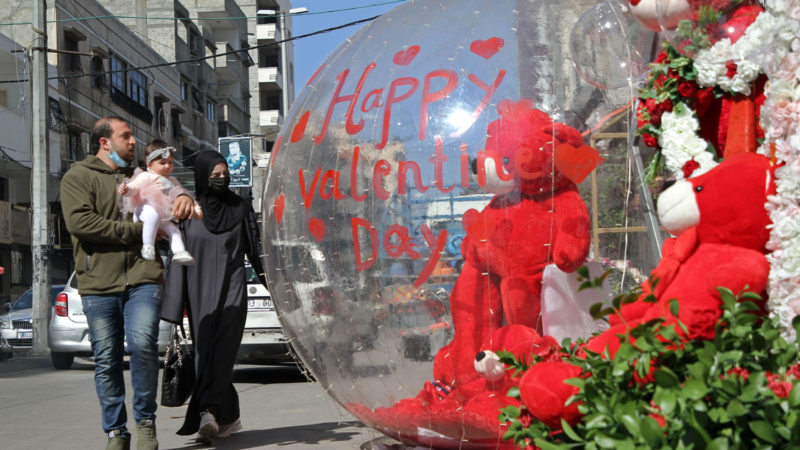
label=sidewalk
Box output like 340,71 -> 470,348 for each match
0,353 -> 408,449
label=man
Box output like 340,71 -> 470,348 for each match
225,141 -> 247,176
61,117 -> 195,450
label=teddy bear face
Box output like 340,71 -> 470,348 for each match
483,106 -> 585,196
657,153 -> 774,250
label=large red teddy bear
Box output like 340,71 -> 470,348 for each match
518,152 -> 776,427
432,100 -> 597,388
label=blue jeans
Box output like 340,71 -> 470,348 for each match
83,283 -> 162,435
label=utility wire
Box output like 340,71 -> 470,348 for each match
0,0 -> 406,26
0,15 -> 378,85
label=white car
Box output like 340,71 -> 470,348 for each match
48,272 -> 174,370
236,260 -> 293,364
0,286 -> 63,348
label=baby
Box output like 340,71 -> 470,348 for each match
118,142 -> 201,265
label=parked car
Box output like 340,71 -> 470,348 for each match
0,286 -> 63,348
236,260 -> 293,364
48,272 -> 174,370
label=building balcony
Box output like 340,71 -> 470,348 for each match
258,67 -> 282,88
215,46 -> 246,84
259,109 -> 281,129
257,23 -> 277,42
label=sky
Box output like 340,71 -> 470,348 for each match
289,0 -> 407,96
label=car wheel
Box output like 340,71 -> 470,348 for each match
51,352 -> 74,370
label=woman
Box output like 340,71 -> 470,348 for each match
162,150 -> 267,442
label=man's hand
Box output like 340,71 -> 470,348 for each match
172,195 -> 195,220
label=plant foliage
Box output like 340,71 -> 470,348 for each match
499,287 -> 800,449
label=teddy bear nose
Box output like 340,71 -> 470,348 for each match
475,351 -> 486,361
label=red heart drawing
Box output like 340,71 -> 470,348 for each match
393,45 -> 420,65
308,217 -> 326,242
554,143 -> 605,184
273,194 -> 285,224
497,98 -> 534,118
290,111 -> 310,143
270,135 -> 282,169
470,37 -> 504,59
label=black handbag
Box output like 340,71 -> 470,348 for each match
160,324 -> 195,407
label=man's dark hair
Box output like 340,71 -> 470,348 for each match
89,116 -> 126,154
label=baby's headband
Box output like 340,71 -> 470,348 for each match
145,147 -> 176,165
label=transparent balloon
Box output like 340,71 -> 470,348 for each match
262,0 -> 664,446
656,0 -> 764,57
570,0 -> 656,90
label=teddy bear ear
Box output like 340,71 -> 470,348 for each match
550,123 -> 585,148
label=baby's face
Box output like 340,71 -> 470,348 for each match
148,155 -> 174,176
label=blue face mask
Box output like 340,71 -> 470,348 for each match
107,149 -> 129,168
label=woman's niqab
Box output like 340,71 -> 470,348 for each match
194,150 -> 246,233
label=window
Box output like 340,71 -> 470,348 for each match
191,89 -> 203,112
67,128 -> 83,162
0,90 -> 7,107
63,34 -> 81,73
171,109 -> 182,139
110,55 -> 126,93
129,70 -> 147,108
90,56 -> 105,88
180,80 -> 188,101
206,101 -> 215,122
0,177 -> 8,202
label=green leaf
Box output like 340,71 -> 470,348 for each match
560,418 -> 583,443
619,414 -> 640,436
683,378 -> 708,400
533,437 -> 567,450
654,367 -> 680,388
506,386 -> 520,399
725,399 -> 747,417
706,437 -> 730,450
594,433 -> 620,449
640,416 -> 666,447
653,388 -> 677,415
577,265 -> 590,279
749,420 -> 777,444
789,383 -> 800,408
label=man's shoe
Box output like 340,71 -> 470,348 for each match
172,251 -> 195,265
135,420 -> 158,450
141,245 -> 156,261
198,411 -> 218,442
105,430 -> 131,450
217,419 -> 242,438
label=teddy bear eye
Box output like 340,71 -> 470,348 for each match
502,157 -> 510,165
695,185 -> 703,192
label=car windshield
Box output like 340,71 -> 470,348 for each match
11,287 -> 62,310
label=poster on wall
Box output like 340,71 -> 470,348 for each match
218,137 -> 252,188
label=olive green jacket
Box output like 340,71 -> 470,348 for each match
60,155 -> 163,295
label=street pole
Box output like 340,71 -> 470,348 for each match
30,0 -> 51,355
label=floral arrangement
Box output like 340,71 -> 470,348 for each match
499,287 -> 800,448
752,0 -> 800,340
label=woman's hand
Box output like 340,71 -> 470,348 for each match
118,183 -> 129,196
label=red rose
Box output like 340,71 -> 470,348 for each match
654,74 -> 668,88
655,50 -> 668,64
724,367 -> 750,380
725,61 -> 738,78
659,99 -> 674,113
678,81 -> 696,98
650,110 -> 662,127
668,68 -> 681,79
646,97 -> 658,114
642,134 -> 658,148
682,159 -> 700,178
649,413 -> 666,427
519,409 -> 533,428
768,379 -> 793,398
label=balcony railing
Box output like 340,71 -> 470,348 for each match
259,109 -> 281,128
258,67 -> 282,88
221,96 -> 250,132
257,23 -> 277,41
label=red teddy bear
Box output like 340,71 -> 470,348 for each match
432,100 -> 600,388
520,152 -> 776,427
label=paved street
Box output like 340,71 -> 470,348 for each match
0,353 -> 406,449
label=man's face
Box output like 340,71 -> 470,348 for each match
102,120 -> 136,163
229,143 -> 240,156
